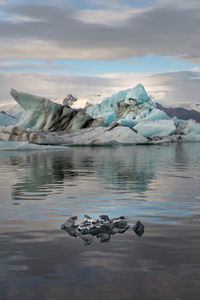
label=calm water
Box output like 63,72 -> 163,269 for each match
0,143 -> 200,299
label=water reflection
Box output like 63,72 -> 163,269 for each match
0,146 -> 159,201
61,215 -> 145,245
0,143 -> 200,222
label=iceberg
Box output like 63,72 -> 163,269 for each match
10,89 -> 105,131
175,120 -> 200,142
85,83 -> 182,138
183,119 -> 200,135
86,84 -> 156,127
0,83 -> 199,146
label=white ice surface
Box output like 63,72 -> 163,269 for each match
134,120 -> 176,138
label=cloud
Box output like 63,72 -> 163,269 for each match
76,8 -> 151,25
85,0 -> 130,10
97,71 -> 196,103
0,60 -> 85,73
0,43 -> 135,61
0,72 -> 121,103
0,4 -> 199,62
1,71 -> 200,105
191,67 -> 200,72
76,9 -> 132,25
157,0 -> 200,7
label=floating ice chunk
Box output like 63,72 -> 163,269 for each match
183,119 -> 200,135
179,120 -> 200,141
132,220 -> 145,237
78,215 -> 94,230
61,215 -> 143,245
134,120 -> 176,138
61,216 -> 77,229
112,216 -> 128,228
181,134 -> 200,142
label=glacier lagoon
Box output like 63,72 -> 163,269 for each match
1,143 -> 200,299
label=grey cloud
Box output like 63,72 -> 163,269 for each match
143,71 -> 200,103
0,72 -> 120,103
158,0 -> 200,7
0,4 -> 199,62
0,71 -> 200,105
85,0 -> 129,9
100,71 -> 200,104
0,61 -> 86,73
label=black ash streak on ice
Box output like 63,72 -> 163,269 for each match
61,215 -> 145,245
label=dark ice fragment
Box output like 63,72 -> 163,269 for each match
132,220 -> 145,237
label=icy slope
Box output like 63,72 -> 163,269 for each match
10,89 -> 104,131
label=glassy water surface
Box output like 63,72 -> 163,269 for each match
0,143 -> 200,299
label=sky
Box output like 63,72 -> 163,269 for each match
0,0 -> 200,105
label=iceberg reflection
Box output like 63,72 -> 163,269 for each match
61,215 -> 145,245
